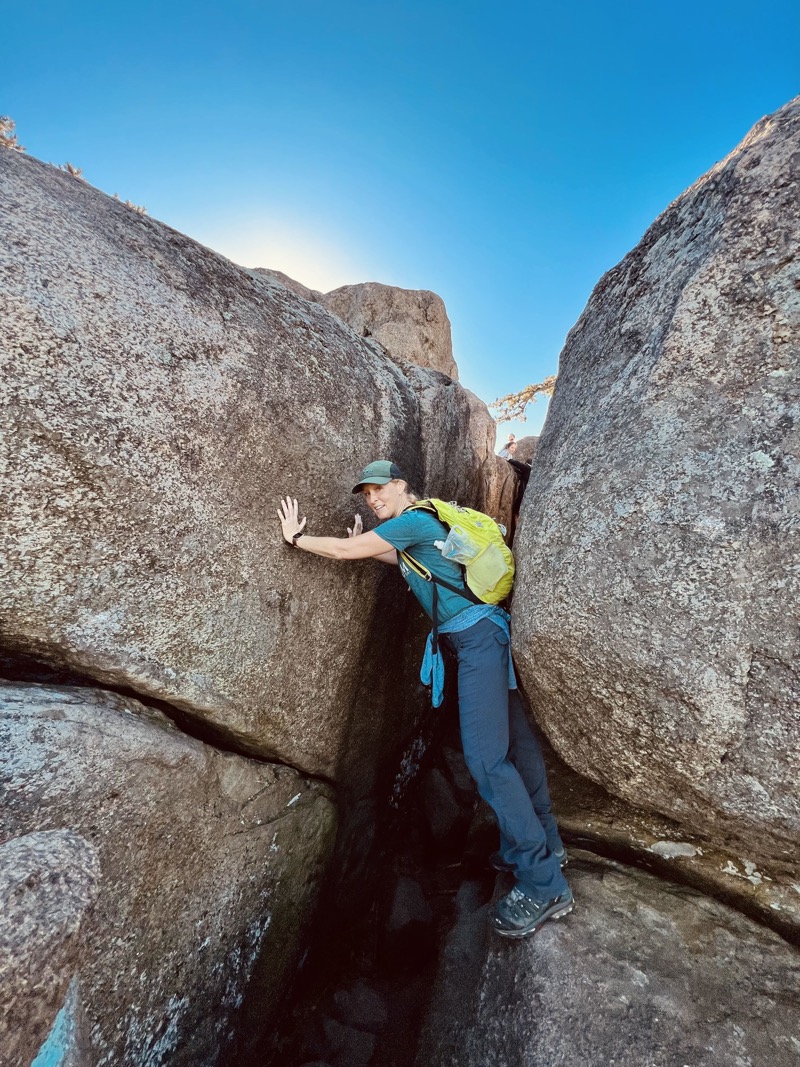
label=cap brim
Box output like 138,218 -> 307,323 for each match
351,476 -> 392,493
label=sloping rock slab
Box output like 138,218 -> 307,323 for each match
417,853 -> 800,1067
251,266 -> 322,303
513,97 -> 800,862
0,682 -> 337,1067
0,148 -> 503,775
0,830 -> 99,1067
539,734 -> 800,943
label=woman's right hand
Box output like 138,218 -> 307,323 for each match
347,514 -> 363,538
277,496 -> 307,544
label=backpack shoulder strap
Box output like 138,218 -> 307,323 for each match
398,548 -> 482,605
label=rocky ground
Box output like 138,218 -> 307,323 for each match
260,704 -> 800,1067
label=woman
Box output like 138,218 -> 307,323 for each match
277,460 -> 572,939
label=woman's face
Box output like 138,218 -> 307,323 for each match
361,480 -> 408,521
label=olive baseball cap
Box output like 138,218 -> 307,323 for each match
351,460 -> 406,493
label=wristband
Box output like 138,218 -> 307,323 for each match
291,529 -> 306,546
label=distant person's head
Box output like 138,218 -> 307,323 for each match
507,434 -> 516,443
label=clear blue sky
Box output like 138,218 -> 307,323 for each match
5,1 -> 798,441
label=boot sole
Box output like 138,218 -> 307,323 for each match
491,898 -> 575,939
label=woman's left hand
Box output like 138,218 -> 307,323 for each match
277,497 -> 307,545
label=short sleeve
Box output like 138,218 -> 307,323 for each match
377,511 -> 441,552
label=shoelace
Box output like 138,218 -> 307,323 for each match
501,887 -> 542,920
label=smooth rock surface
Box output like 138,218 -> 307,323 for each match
0,681 -> 337,1067
417,853 -> 800,1067
0,148 -> 506,777
513,97 -> 800,863
321,282 -> 459,379
0,830 -> 100,1067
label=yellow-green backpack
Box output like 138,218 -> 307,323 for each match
400,499 -> 515,605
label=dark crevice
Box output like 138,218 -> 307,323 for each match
0,649 -> 336,791
252,666 -> 481,1067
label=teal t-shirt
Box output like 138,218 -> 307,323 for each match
377,509 -> 473,624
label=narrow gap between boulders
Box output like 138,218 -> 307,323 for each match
255,673 -> 498,1067
253,682 -> 799,1067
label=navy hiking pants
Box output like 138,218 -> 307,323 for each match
444,618 -> 567,901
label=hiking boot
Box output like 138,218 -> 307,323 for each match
489,846 -> 568,873
489,886 -> 574,939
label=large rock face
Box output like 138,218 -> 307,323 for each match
417,855 -> 800,1067
513,98 -> 800,865
0,682 -> 336,1066
0,148 -> 515,1062
0,148 -> 505,780
513,434 -> 539,464
403,364 -> 518,524
320,282 -> 458,379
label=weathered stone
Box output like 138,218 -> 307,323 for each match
0,830 -> 99,1067
251,266 -> 322,303
0,681 -> 337,1066
513,434 -> 539,464
332,981 -> 388,1033
0,148 -> 506,778
402,365 -> 518,531
321,1017 -> 376,1067
320,282 -> 458,379
250,271 -> 460,381
423,767 -> 463,843
513,97 -> 800,865
30,976 -> 93,1067
387,875 -> 433,932
540,733 -> 800,942
417,853 -> 800,1067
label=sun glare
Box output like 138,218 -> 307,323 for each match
201,219 -> 365,294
